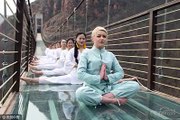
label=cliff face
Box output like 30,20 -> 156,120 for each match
31,0 -> 80,40
31,0 -> 62,21
0,0 -> 167,43
30,0 -> 166,41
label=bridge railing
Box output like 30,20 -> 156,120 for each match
0,0 -> 35,110
49,0 -> 180,97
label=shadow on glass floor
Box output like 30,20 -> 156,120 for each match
11,84 -> 180,120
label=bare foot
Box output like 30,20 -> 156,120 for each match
29,62 -> 38,66
21,77 -> 39,84
115,98 -> 128,106
31,69 -> 43,75
29,64 -> 38,70
101,96 -> 127,106
33,56 -> 39,61
103,93 -> 115,98
21,77 -> 32,84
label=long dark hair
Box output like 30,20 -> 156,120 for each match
74,32 -> 86,64
67,38 -> 74,43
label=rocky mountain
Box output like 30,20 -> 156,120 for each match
0,0 -> 169,43
30,0 -> 167,42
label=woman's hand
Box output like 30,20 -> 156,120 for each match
73,63 -> 78,68
100,63 -> 108,80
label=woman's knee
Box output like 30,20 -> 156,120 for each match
130,81 -> 140,92
76,87 -> 86,101
75,87 -> 101,106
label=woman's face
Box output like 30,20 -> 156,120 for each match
67,40 -> 74,49
56,43 -> 61,48
61,40 -> 67,48
76,34 -> 86,47
92,30 -> 107,49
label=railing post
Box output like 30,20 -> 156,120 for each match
13,0 -> 25,92
147,10 -> 156,89
29,31 -> 34,63
4,0 -> 7,18
85,0 -> 88,32
73,8 -> 76,32
107,0 -> 111,25
67,17 -> 69,38
26,21 -> 30,71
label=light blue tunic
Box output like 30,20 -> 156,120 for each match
76,46 -> 140,106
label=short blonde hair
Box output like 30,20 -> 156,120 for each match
91,26 -> 108,38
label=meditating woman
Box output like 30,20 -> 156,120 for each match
31,38 -> 74,76
29,39 -> 67,69
21,33 -> 87,84
31,42 -> 60,65
76,26 -> 140,106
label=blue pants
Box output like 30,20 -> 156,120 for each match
76,81 -> 140,106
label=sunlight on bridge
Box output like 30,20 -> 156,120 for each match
34,33 -> 46,57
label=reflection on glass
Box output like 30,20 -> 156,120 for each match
62,101 -> 75,120
26,101 -> 49,120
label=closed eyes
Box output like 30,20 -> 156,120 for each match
97,35 -> 107,38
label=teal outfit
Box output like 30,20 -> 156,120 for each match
76,46 -> 140,106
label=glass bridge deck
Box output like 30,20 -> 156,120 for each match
10,34 -> 179,120
11,83 -> 180,120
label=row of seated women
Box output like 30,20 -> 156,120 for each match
22,32 -> 86,84
31,38 -> 67,68
21,26 -> 140,106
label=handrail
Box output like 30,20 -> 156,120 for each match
0,81 -> 17,106
0,61 -> 18,72
0,51 -> 18,54
108,26 -> 149,36
154,65 -> 180,71
123,67 -> 148,74
155,18 -> 180,26
108,33 -> 149,41
0,0 -> 36,107
115,55 -> 148,59
106,41 -> 148,46
108,18 -> 149,32
0,72 -> 17,90
119,60 -> 148,66
108,49 -> 148,52
0,32 -> 18,43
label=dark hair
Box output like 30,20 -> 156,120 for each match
67,38 -> 74,43
74,32 -> 86,64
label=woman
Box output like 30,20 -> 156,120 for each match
21,33 -> 87,84
29,39 -> 67,69
32,38 -> 74,76
31,42 -> 59,65
76,26 -> 140,106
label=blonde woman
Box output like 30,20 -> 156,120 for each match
76,26 -> 140,106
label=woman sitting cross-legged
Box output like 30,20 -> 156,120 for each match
31,38 -> 74,76
29,39 -> 67,70
76,26 -> 140,106
21,32 -> 87,84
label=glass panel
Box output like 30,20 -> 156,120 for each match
12,84 -> 180,120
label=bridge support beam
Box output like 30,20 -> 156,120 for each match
13,0 -> 25,92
